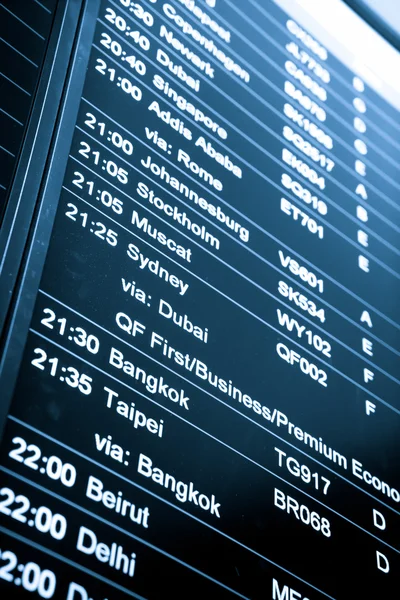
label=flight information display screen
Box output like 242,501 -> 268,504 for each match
0,0 -> 399,598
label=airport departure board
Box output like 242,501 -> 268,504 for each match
0,0 -> 399,598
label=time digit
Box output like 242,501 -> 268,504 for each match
31,348 -> 47,370
0,550 -> 17,582
72,171 -> 94,195
129,3 -> 154,26
0,488 -> 14,516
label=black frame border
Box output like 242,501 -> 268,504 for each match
0,0 -> 101,439
344,0 -> 400,52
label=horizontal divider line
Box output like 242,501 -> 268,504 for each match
0,70 -> 31,95
0,5 -> 45,40
0,144 -> 15,157
0,107 -> 24,126
0,36 -> 39,67
33,0 -> 51,14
